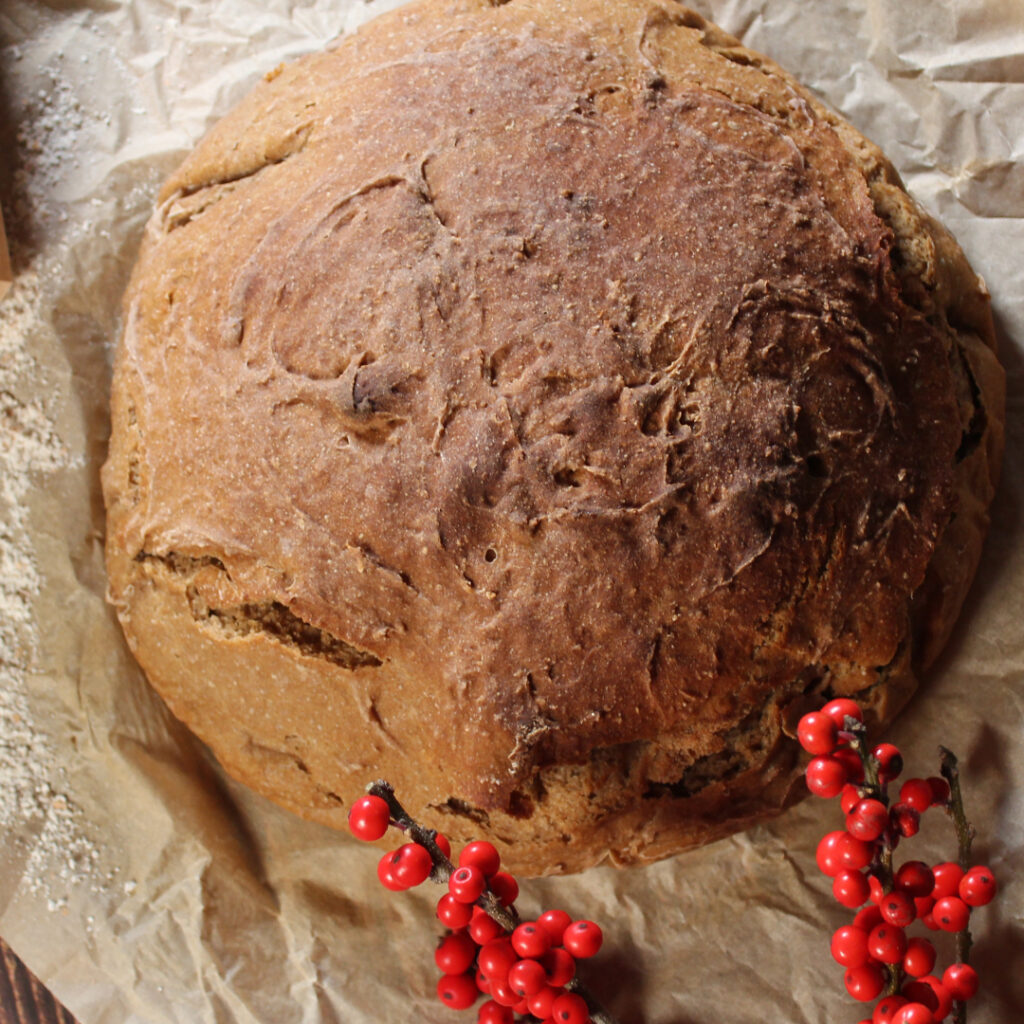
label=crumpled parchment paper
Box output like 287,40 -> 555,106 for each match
0,1 -> 1021,1021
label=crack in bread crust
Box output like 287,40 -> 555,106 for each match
135,551 -> 383,670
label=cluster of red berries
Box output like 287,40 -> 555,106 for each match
349,791 -> 605,1023
798,699 -> 996,1023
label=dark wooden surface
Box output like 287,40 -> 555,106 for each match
0,937 -> 77,1024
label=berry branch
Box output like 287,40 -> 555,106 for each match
346,707 -> 993,1024
367,780 -> 520,933
799,701 -> 995,1024
939,749 -> 975,874
349,782 -> 620,1024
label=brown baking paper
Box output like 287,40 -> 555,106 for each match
0,1 -> 1021,1021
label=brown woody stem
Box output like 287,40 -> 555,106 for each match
846,721 -> 904,997
846,721 -> 883,801
940,749 -> 974,1024
565,978 -> 619,1024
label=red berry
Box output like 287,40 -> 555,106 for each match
469,906 -> 506,946
925,975 -> 955,1019
959,865 -> 996,907
476,968 -> 491,995
868,923 -> 908,964
839,835 -> 872,868
348,795 -> 390,841
853,905 -> 883,932
437,971 -> 479,1010
891,1004 -> 933,1024
822,698 -> 863,729
541,948 -> 576,987
450,864 -> 487,904
797,711 -> 839,754
873,743 -> 904,782
528,985 -> 559,1019
835,748 -> 866,783
806,755 -> 848,798
489,871 -> 519,907
488,976 -> 518,1009
817,830 -> 872,877
868,874 -> 885,906
903,976 -> 952,1021
477,1000 -> 514,1024
895,861 -> 935,899
512,922 -> 552,959
841,783 -> 864,814
931,862 -> 964,899
459,840 -> 502,878
537,909 -> 573,944
927,776 -> 950,805
436,932 -> 478,975
831,925 -> 871,967
508,959 -> 548,998
434,833 -> 452,859
833,869 -> 871,909
880,890 -> 916,928
437,893 -> 474,929
933,895 -> 971,932
841,832 -> 875,871
817,831 -> 847,877
393,842 -> 433,887
902,937 -> 936,978
377,850 -> 405,891
847,798 -> 889,841
942,962 -> 979,1001
913,895 -> 935,920
551,991 -> 589,1024
891,803 -> 920,838
899,982 -> 935,1013
873,995 -> 908,1023
898,778 -> 934,813
563,920 -> 603,959
844,963 -> 886,1002
478,939 -> 517,979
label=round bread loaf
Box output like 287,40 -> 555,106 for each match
103,0 -> 1004,875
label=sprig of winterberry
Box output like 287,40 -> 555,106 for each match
348,780 -> 618,1024
347,709 -> 994,1023
798,700 -> 995,1024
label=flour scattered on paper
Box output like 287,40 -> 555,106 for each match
0,267 -> 100,913
0,276 -> 60,807
0,12 -> 194,927
6,40 -> 93,228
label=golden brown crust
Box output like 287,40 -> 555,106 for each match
102,0 -> 1004,874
